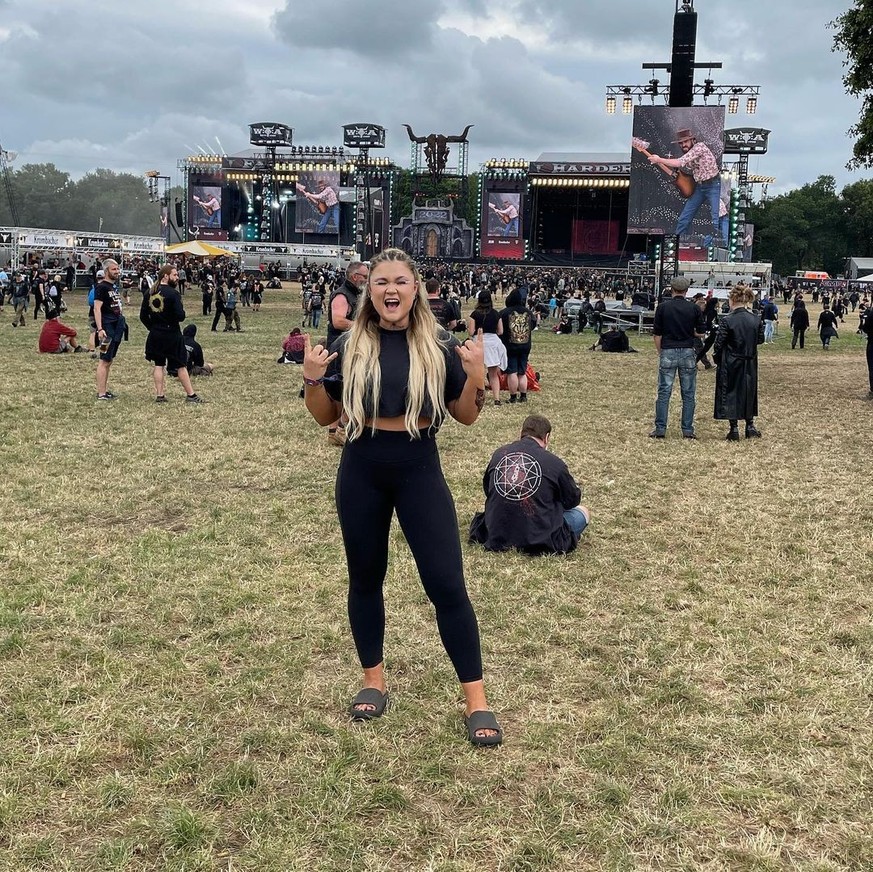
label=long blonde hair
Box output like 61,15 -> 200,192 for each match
342,248 -> 448,439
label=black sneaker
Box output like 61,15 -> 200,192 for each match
682,432 -> 698,440
155,396 -> 167,403
519,394 -> 527,403
509,395 -> 517,404
73,345 -> 85,353
186,394 -> 204,404
648,429 -> 666,438
97,393 -> 114,401
104,391 -> 116,399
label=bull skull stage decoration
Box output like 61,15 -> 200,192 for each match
403,124 -> 474,182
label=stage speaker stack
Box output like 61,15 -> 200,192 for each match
174,200 -> 184,225
669,8 -> 697,108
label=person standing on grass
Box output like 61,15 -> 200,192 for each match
323,262 -> 369,446
650,276 -> 705,439
469,290 -> 506,406
499,287 -> 535,404
10,273 -> 29,327
713,284 -> 764,440
790,299 -> 810,349
211,281 -> 226,332
861,305 -> 873,398
139,265 -> 203,404
817,305 -> 839,350
93,259 -> 126,401
302,247 -> 502,747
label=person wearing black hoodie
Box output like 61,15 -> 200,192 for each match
181,323 -> 214,376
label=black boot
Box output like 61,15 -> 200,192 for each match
745,421 -> 762,438
726,426 -> 740,441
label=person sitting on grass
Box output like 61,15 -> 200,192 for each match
278,327 -> 306,364
38,307 -> 85,354
469,414 -> 590,555
181,324 -> 214,376
589,324 -> 638,352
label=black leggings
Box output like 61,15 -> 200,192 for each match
335,430 -> 482,683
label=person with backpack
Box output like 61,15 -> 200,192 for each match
308,285 -> 324,329
499,287 -> 536,403
223,282 -> 242,332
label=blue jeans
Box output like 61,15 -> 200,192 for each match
764,319 -> 776,342
654,348 -> 697,434
503,217 -> 519,237
310,308 -> 321,329
563,508 -> 589,537
316,204 -> 340,234
206,210 -> 221,229
675,175 -> 720,240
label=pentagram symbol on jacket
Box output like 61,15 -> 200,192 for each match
493,452 -> 542,502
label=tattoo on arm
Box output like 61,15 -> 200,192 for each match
475,388 -> 485,412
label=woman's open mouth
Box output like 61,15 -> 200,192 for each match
384,299 -> 400,310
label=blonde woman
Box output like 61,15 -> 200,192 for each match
713,283 -> 764,440
302,248 -> 502,746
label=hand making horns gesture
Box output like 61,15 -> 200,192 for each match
454,329 -> 485,379
303,333 -> 338,381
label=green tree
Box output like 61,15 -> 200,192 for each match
71,169 -> 162,236
748,176 -> 849,276
841,178 -> 873,257
0,163 -> 73,228
832,2 -> 873,170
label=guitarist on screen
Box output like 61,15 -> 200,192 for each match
296,178 -> 340,234
489,198 -> 519,237
644,127 -> 722,244
193,192 -> 221,228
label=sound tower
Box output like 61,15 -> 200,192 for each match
174,200 -> 184,225
669,8 -> 697,107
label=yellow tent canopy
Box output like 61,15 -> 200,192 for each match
165,240 -> 238,258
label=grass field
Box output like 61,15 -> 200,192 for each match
1,284 -> 871,871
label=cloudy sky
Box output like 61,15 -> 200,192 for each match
0,0 -> 866,195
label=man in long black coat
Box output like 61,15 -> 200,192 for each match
713,285 -> 765,440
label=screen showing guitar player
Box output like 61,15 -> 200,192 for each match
488,197 -> 520,238
192,189 -> 222,229
296,178 -> 339,234
633,127 -> 721,244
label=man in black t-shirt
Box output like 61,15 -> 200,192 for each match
425,278 -> 459,330
469,415 -> 590,555
140,265 -> 203,403
93,259 -> 127,400
650,276 -> 705,438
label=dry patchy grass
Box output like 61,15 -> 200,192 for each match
0,286 -> 871,871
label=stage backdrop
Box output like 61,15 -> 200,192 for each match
295,171 -> 341,236
480,183 -> 524,259
572,219 -> 621,255
189,177 -> 227,241
628,106 -> 725,242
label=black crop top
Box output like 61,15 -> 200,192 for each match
471,309 -> 500,334
324,328 -> 467,420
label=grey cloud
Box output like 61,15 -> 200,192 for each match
272,0 -> 444,57
2,9 -> 249,116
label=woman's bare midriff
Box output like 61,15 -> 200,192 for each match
364,415 -> 432,431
